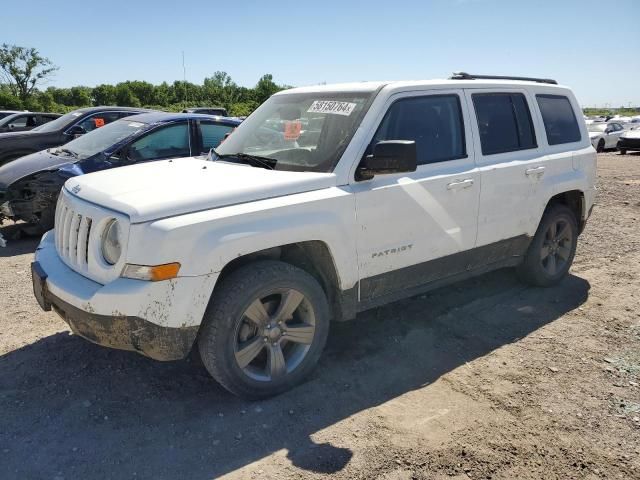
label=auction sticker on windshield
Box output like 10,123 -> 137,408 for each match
307,100 -> 357,116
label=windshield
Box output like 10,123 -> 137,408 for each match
55,119 -> 148,159
588,124 -> 606,132
32,110 -> 85,132
214,91 -> 375,172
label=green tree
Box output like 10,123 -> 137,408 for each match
92,84 -> 117,105
0,44 -> 58,102
114,84 -> 140,107
254,74 -> 281,104
69,86 -> 92,106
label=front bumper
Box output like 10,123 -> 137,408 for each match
33,231 -> 218,361
617,137 -> 640,151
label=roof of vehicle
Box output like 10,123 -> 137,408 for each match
121,111 -> 243,125
2,111 -> 62,117
183,107 -> 227,112
279,78 -> 571,95
71,106 -> 157,114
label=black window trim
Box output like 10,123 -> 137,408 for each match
371,93 -> 468,166
472,92 -> 538,156
535,94 -> 582,146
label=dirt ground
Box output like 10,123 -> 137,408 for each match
1,152 -> 639,480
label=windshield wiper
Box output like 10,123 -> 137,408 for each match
55,147 -> 79,159
215,152 -> 277,170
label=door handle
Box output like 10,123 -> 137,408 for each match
446,178 -> 474,190
525,166 -> 545,177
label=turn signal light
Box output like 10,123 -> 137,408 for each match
122,263 -> 181,281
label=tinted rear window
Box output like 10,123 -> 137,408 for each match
472,93 -> 537,155
536,95 -> 581,145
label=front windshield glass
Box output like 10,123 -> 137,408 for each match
214,91 -> 375,172
588,124 -> 607,132
31,110 -> 84,133
0,113 -> 21,128
56,119 -> 147,159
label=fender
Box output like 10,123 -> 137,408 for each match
126,186 -> 359,292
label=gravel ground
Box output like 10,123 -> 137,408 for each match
0,152 -> 639,479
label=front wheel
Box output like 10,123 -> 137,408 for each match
596,139 -> 605,153
198,260 -> 330,399
517,204 -> 578,287
619,148 -> 627,155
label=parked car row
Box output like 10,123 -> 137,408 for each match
0,107 -> 241,232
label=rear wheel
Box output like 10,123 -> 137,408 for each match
517,204 -> 578,287
198,260 -> 330,399
596,139 -> 605,153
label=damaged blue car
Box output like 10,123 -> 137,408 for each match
0,112 -> 241,233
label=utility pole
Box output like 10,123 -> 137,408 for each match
182,51 -> 188,108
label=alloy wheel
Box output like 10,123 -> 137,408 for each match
540,218 -> 573,276
233,288 -> 316,382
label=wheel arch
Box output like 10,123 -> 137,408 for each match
544,190 -> 586,233
214,241 -> 356,323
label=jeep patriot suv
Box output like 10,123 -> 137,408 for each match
32,73 -> 596,398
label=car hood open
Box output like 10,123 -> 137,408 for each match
65,157 -> 337,223
0,150 -> 73,188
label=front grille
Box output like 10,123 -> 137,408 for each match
619,137 -> 640,148
55,197 -> 93,270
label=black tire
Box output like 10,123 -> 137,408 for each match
619,149 -> 627,155
596,139 -> 605,153
198,260 -> 330,399
517,204 -> 578,287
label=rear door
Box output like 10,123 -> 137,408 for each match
464,89 -> 544,248
353,90 -> 480,304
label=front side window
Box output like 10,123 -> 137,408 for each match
199,122 -> 235,153
77,112 -> 127,133
214,91 -> 374,172
8,114 -> 37,128
128,123 -> 191,161
372,94 -> 466,165
473,93 -> 537,155
536,95 -> 581,145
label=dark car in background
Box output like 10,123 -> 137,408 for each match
183,106 -> 228,116
0,112 -> 61,133
0,110 -> 22,120
0,106 -> 153,167
0,112 -> 241,232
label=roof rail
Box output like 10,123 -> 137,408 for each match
449,72 -> 558,85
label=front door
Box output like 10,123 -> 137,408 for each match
352,91 -> 480,304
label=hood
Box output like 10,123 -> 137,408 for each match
0,129 -> 41,141
65,157 -> 337,223
0,150 -> 73,190
588,131 -> 602,139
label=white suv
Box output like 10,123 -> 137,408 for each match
32,73 -> 596,398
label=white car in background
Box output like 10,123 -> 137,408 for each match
588,122 -> 625,152
617,129 -> 640,154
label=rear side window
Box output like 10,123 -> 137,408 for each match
536,95 -> 581,145
199,122 -> 234,153
128,123 -> 191,161
472,93 -> 537,155
373,94 -> 466,165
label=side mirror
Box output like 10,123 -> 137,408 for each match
66,125 -> 87,137
357,140 -> 417,181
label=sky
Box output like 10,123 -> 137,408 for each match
2,0 -> 639,107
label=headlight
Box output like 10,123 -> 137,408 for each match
101,219 -> 122,265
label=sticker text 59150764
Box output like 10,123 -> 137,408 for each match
307,100 -> 357,116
